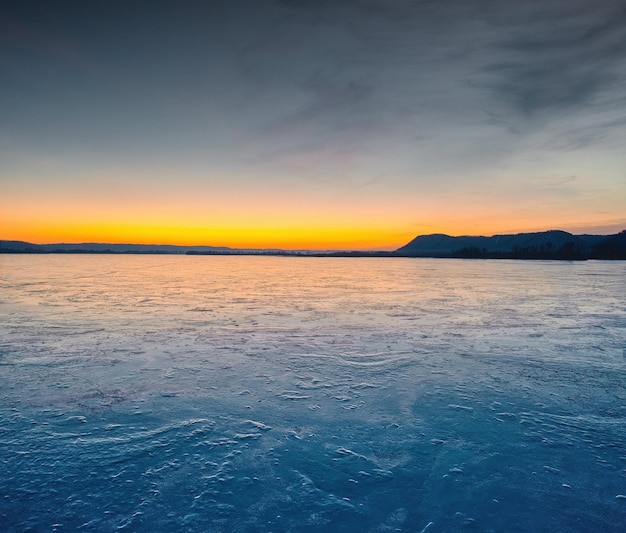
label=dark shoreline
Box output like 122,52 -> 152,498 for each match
1,249 -> 624,260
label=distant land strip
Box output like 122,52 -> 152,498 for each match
1,229 -> 625,259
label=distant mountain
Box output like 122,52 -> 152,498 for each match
0,241 -> 231,254
0,240 -> 43,253
396,230 -> 626,259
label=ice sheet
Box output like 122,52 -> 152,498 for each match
1,255 -> 625,531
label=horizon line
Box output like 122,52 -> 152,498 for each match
3,226 -> 624,253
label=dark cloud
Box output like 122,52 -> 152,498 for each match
259,0 -> 626,151
2,0 -> 625,179
481,1 -> 626,121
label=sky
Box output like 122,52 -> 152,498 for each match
1,0 -> 625,250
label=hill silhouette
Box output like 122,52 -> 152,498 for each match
396,230 -> 625,259
0,241 -> 231,255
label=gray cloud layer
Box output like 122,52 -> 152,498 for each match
2,0 -> 625,194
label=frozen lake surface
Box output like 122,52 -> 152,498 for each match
1,254 -> 625,532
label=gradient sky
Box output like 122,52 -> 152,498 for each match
1,0 -> 625,249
